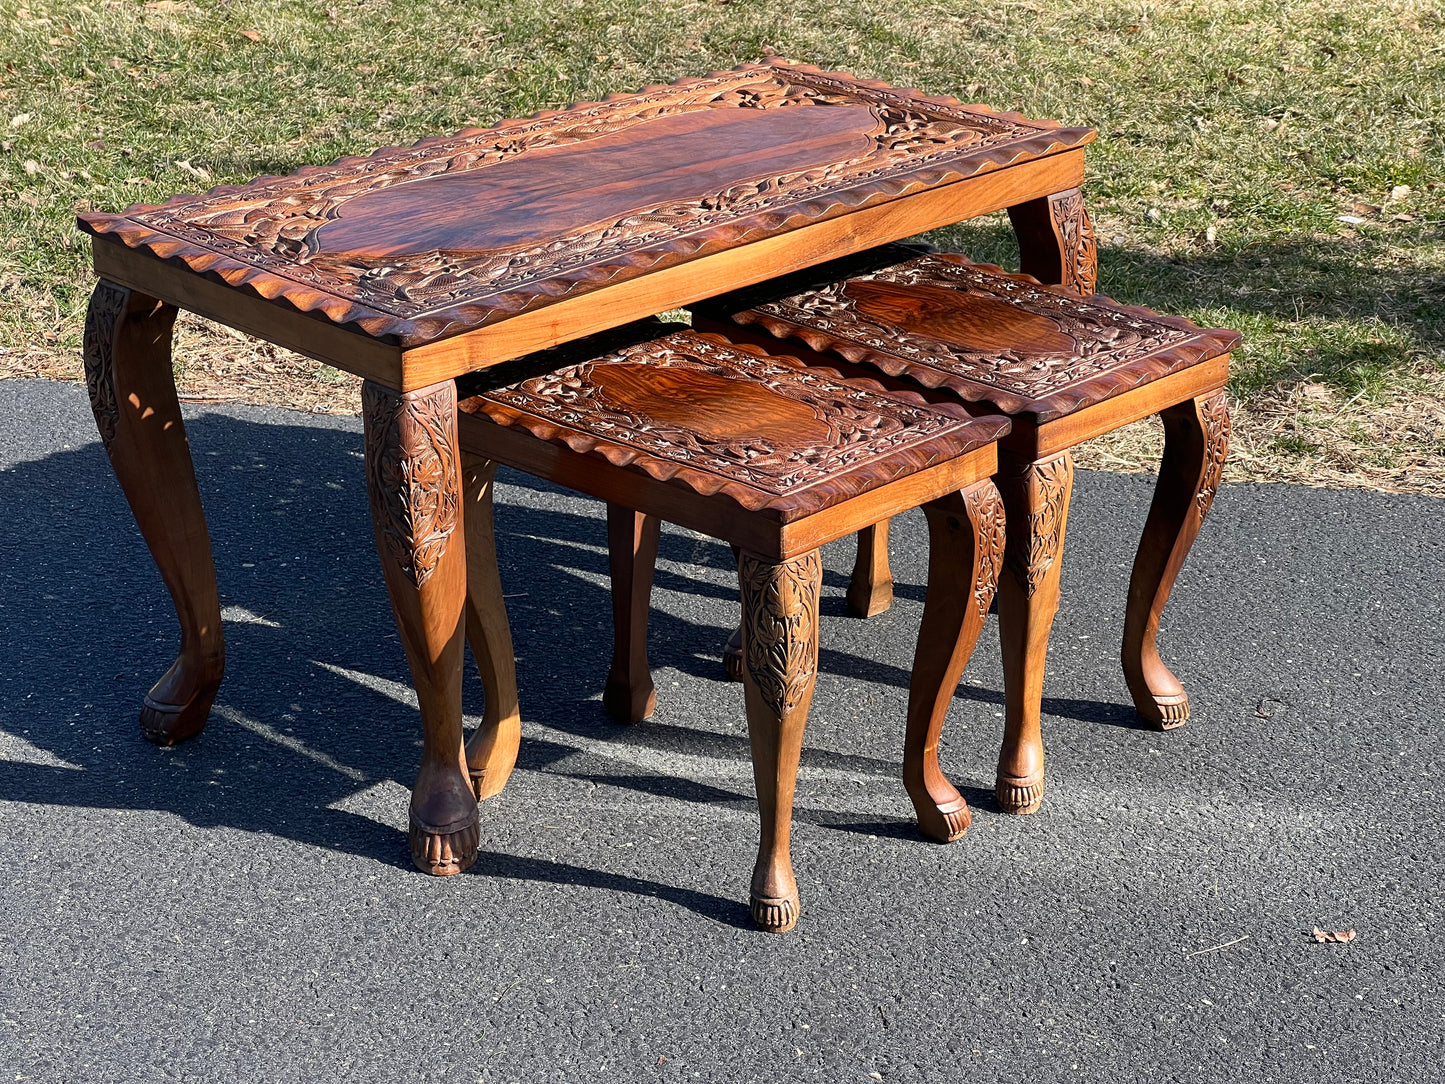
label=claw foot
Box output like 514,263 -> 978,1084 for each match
1135,689 -> 1190,730
996,771 -> 1045,815
749,890 -> 800,933
914,798 -> 971,843
408,808 -> 480,876
138,658 -> 223,745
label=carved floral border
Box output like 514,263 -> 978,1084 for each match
465,330 -> 1009,520
738,251 -> 1242,421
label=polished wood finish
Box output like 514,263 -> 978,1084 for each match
1122,390 -> 1230,727
398,151 -> 1085,387
714,248 -> 1239,424
90,240 -> 402,386
457,327 -> 1006,929
603,505 -> 661,724
846,516 -> 894,618
362,379 -> 477,875
698,253 -> 1239,812
461,328 -> 1008,544
82,280 -> 225,745
319,106 -> 882,258
460,455 -> 522,798
905,480 -> 1005,840
994,451 -> 1073,814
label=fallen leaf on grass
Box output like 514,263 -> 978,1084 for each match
238,29 -> 261,42
174,158 -> 211,181
1312,927 -> 1356,943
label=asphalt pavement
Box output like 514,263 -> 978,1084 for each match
1,378 -> 1441,1084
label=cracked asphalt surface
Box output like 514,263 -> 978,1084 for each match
1,378 -> 1441,1083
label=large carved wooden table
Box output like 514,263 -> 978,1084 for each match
76,60 -> 1097,877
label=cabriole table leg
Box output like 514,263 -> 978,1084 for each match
1007,184 -> 1099,296
460,454 -> 521,799
83,280 -> 224,745
362,379 -> 477,875
1122,390 -> 1231,729
737,548 -> 822,933
904,480 -> 1005,842
995,450 -> 1074,815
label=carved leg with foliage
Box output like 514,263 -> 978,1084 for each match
846,519 -> 894,618
904,480 -> 1005,841
363,379 -> 477,876
1008,186 -> 1098,295
603,505 -> 661,723
737,548 -> 822,933
995,451 -> 1074,814
460,454 -> 521,799
84,280 -> 224,745
1122,390 -> 1230,729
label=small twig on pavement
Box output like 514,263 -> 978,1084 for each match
1184,935 -> 1251,958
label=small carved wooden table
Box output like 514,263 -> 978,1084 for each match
75,61 -> 1098,881
454,324 -> 1009,929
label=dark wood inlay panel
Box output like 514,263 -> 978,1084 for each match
318,106 -> 880,258
589,363 -> 832,446
843,279 -> 1074,356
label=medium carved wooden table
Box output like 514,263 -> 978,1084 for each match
76,60 -> 1098,879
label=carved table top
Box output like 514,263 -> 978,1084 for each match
705,247 -> 1242,423
458,326 -> 1010,523
78,61 -> 1094,359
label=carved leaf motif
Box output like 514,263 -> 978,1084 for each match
969,480 -> 1007,620
1196,389 -> 1231,516
1001,455 -> 1072,598
1050,189 -> 1098,296
362,381 -> 460,588
738,550 -> 822,717
82,282 -> 128,454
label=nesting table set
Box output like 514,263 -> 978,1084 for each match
78,61 -> 1237,931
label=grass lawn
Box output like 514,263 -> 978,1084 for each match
2,0 -> 1441,490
